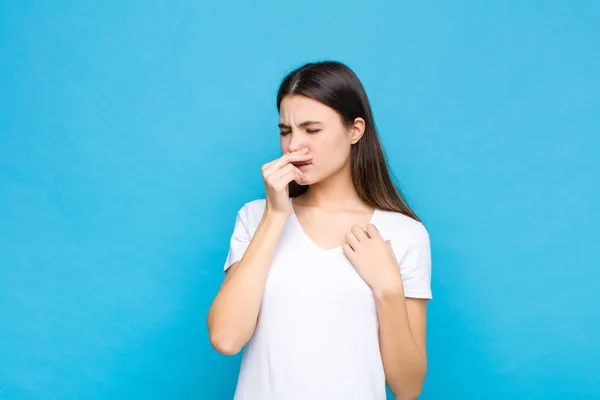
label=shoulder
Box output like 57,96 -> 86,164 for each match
374,209 -> 430,248
375,210 -> 431,273
239,198 -> 267,216
236,198 -> 267,231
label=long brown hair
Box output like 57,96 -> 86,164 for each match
276,61 -> 421,223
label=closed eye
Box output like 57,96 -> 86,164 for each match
280,129 -> 320,136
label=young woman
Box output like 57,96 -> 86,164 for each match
207,61 -> 432,400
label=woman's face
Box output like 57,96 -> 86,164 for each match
278,95 -> 364,185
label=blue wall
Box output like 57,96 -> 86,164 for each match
1,1 -> 598,399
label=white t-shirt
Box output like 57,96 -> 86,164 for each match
223,198 -> 432,400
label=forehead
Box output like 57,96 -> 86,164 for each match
278,95 -> 337,123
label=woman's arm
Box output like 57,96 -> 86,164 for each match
342,223 -> 431,399
376,287 -> 428,400
207,210 -> 287,355
207,149 -> 311,355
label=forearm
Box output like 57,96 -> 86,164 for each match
208,211 -> 287,355
375,287 -> 427,399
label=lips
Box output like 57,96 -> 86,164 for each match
292,162 -> 311,166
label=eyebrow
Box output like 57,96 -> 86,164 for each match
278,121 -> 323,129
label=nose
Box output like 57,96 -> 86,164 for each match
286,131 -> 308,154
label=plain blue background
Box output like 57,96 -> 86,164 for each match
1,1 -> 599,399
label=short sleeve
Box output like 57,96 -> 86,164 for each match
223,203 -> 252,272
398,222 -> 433,299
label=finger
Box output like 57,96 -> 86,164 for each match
264,150 -> 306,171
261,157 -> 280,172
275,168 -> 305,189
366,223 -> 380,239
342,243 -> 355,260
266,153 -> 313,174
265,163 -> 296,187
294,171 -> 307,184
263,151 -> 313,177
287,169 -> 307,185
345,230 -> 361,250
351,225 -> 369,242
385,240 -> 396,256
276,163 -> 305,182
262,149 -> 309,173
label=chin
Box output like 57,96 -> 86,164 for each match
301,175 -> 315,186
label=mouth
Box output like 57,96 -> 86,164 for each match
292,161 -> 312,170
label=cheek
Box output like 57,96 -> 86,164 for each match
280,136 -> 292,154
316,135 -> 350,166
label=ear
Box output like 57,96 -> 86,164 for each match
349,117 -> 366,145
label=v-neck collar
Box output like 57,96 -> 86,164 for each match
289,197 -> 379,254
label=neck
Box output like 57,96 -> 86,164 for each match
299,162 -> 367,211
